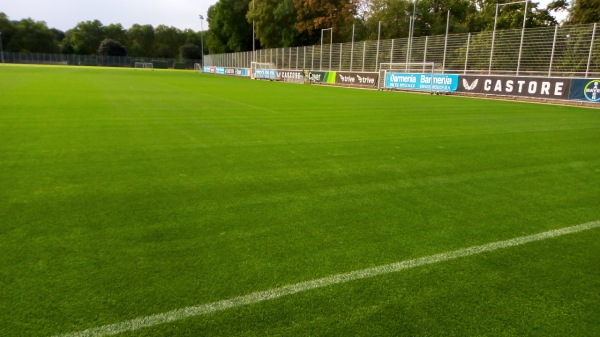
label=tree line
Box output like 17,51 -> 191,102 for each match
0,12 -> 206,59
0,0 -> 598,58
207,0 -> 597,52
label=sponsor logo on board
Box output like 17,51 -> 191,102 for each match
385,73 -> 459,91
335,72 -> 378,87
583,80 -> 600,102
458,75 -> 570,99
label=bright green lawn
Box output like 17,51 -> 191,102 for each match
0,65 -> 599,336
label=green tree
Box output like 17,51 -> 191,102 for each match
0,13 -> 18,52
64,20 -> 105,55
154,25 -> 185,58
207,0 -> 254,53
294,0 -> 359,39
472,0 -> 557,32
415,0 -> 477,35
97,38 -> 126,56
206,4 -> 228,53
361,0 -> 413,40
247,0 -> 302,48
7,18 -> 60,53
127,24 -> 155,57
105,23 -> 127,43
567,0 -> 600,24
180,43 -> 203,59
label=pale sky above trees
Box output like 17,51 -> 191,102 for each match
2,0 -> 218,32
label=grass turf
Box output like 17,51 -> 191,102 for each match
0,65 -> 599,336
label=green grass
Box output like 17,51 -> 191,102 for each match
1,65 -> 599,336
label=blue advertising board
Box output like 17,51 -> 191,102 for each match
385,73 -> 459,92
235,68 -> 248,77
255,69 -> 278,80
215,67 -> 226,75
569,79 -> 600,103
203,66 -> 211,73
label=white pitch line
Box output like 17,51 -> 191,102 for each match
54,220 -> 600,337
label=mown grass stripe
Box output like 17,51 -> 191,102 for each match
53,220 -> 600,337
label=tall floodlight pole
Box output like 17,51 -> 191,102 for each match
489,1 -> 528,74
0,32 -> 4,63
199,15 -> 205,67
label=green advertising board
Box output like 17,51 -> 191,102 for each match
308,71 -> 336,84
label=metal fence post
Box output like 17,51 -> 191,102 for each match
303,46 -> 306,70
586,23 -> 597,78
375,21 -> 381,71
423,36 -> 428,72
516,0 -> 529,75
350,24 -> 355,71
390,39 -> 394,63
548,25 -> 558,77
329,30 -> 333,71
442,10 -> 450,73
339,43 -> 343,71
464,33 -> 471,75
489,4 -> 499,74
362,41 -> 366,72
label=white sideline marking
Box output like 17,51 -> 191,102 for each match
54,220 -> 600,337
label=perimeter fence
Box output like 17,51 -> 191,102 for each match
205,23 -> 599,78
0,53 -> 202,69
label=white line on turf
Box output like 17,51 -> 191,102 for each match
54,220 -> 600,337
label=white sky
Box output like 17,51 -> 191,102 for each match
2,0 -> 566,32
2,0 -> 218,32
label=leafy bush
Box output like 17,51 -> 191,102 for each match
152,60 -> 169,69
173,61 -> 186,69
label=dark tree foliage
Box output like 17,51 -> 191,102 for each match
97,38 -> 126,56
64,20 -> 105,55
4,17 -> 60,53
294,0 -> 359,36
567,0 -> 600,24
247,0 -> 304,48
180,43 -> 203,60
154,25 -> 186,58
207,0 -> 254,53
127,24 -> 155,57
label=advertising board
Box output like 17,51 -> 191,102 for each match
457,75 -> 571,100
385,73 -> 459,92
307,71 -> 333,83
335,72 -> 379,88
278,70 -> 305,81
235,68 -> 249,77
569,79 -> 600,103
255,69 -> 278,80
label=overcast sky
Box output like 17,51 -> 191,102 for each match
3,0 -> 565,33
2,0 -> 218,32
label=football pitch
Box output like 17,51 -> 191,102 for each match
1,65 -> 599,336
